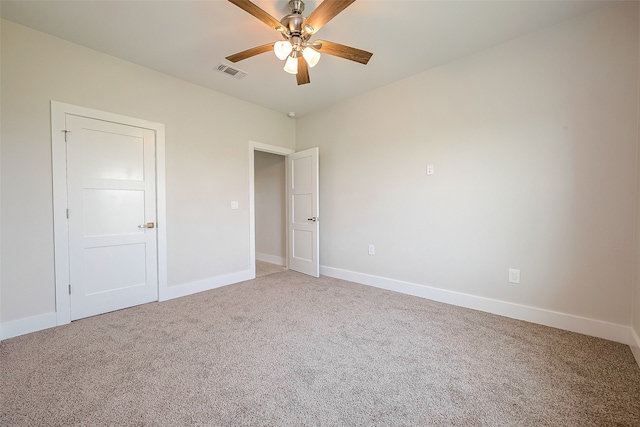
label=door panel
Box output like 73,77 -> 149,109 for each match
292,155 -> 313,187
80,132 -> 145,181
82,189 -> 145,236
66,114 -> 158,320
288,147 -> 319,277
292,230 -> 313,261
84,244 -> 147,294
292,193 -> 313,223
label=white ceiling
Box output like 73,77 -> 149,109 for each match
1,0 -> 613,117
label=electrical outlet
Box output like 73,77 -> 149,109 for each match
508,268 -> 520,284
231,201 -> 239,210
426,164 -> 434,175
368,244 -> 375,255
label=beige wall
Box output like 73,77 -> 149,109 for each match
254,151 -> 286,264
0,20 -> 295,323
297,2 -> 639,326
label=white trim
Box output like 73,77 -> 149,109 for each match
50,101 -> 167,325
51,103 -> 71,325
161,269 -> 253,300
1,312 -> 57,340
320,265 -> 631,345
248,141 -> 294,280
256,252 -> 285,266
250,141 -> 296,156
630,327 -> 640,367
155,125 -> 169,302
1,270 -> 252,339
3,266 -> 638,364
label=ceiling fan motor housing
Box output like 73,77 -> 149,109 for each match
281,0 -> 316,46
281,14 -> 306,36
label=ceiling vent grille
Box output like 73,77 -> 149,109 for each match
215,63 -> 248,80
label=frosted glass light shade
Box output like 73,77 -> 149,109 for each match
302,47 -> 321,68
283,55 -> 298,74
274,41 -> 293,60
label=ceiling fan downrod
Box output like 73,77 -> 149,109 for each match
289,0 -> 304,14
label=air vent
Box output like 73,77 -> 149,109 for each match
215,63 -> 248,80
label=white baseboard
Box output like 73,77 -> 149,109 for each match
1,312 -> 57,340
3,267 -> 636,369
255,252 -> 285,266
320,266 -> 631,345
630,328 -> 640,367
160,269 -> 253,301
2,270 -> 253,340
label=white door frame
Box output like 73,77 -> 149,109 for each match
51,101 -> 168,325
248,141 -> 294,278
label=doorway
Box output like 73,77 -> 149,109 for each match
254,150 -> 287,277
249,141 -> 294,277
249,142 -> 320,278
248,142 -> 294,278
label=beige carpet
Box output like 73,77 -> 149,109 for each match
2,270 -> 639,426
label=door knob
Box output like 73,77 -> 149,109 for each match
307,217 -> 318,222
138,222 -> 155,228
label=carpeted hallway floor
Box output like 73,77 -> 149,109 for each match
2,270 -> 639,426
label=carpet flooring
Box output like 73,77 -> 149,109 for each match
1,270 -> 639,426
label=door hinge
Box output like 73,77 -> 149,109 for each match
68,284 -> 71,295
62,130 -> 70,142
66,209 -> 69,219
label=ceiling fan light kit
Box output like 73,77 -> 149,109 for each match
302,47 -> 321,68
274,40 -> 293,60
226,0 -> 373,85
284,54 -> 299,74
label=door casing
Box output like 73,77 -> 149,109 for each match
51,101 -> 167,325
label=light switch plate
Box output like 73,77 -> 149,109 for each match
508,268 -> 520,284
231,201 -> 239,210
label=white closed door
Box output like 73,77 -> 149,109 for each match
66,114 -> 158,320
288,147 -> 319,277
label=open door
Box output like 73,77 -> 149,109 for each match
287,147 -> 319,277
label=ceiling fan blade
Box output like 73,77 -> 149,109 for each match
226,43 -> 275,63
227,0 -> 284,31
296,57 -> 310,85
315,40 -> 372,65
304,0 -> 356,34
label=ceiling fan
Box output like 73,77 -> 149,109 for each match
225,0 -> 373,85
